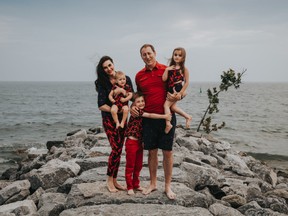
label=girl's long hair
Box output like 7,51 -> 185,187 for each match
95,56 -> 113,92
169,47 -> 186,73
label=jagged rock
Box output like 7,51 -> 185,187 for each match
0,168 -> 18,181
19,155 -> 46,175
245,156 -> 278,186
1,127 -> 287,215
67,129 -> 87,140
214,141 -> 231,151
237,200 -> 262,214
209,202 -> 244,216
26,148 -> 48,160
65,181 -> 213,209
244,208 -> 287,216
37,192 -> 66,216
46,141 -> 64,151
0,200 -> 37,215
0,180 -> 30,205
60,204 -> 214,216
225,154 -> 254,177
182,161 -> 220,189
175,136 -> 199,151
221,194 -> 246,208
221,178 -> 249,198
75,156 -> 108,172
26,187 -> 45,206
66,129 -> 81,136
24,159 -> 80,192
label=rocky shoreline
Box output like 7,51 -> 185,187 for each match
0,126 -> 287,215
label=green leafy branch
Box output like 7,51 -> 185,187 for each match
197,68 -> 246,133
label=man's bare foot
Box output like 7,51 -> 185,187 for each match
135,186 -> 144,191
185,116 -> 192,128
165,188 -> 176,200
127,189 -> 135,195
142,185 -> 157,195
165,123 -> 173,134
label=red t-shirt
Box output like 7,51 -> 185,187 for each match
135,62 -> 167,114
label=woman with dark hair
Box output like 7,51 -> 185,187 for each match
95,56 -> 134,192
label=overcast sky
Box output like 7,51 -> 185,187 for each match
1,0 -> 288,82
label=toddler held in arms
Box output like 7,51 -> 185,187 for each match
109,71 -> 133,129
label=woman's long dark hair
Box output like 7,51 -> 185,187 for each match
95,56 -> 113,92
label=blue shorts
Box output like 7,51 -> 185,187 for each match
142,113 -> 176,151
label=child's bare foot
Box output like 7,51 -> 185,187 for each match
119,122 -> 125,129
127,189 -> 135,195
165,123 -> 173,134
165,187 -> 176,200
185,116 -> 192,128
116,122 -> 120,129
142,185 -> 157,195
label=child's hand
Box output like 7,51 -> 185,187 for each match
167,65 -> 175,70
164,114 -> 172,121
120,97 -> 126,103
114,86 -> 126,96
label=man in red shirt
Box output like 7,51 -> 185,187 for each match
133,44 -> 178,200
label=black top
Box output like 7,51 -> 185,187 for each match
97,75 -> 134,118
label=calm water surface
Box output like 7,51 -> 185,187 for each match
0,81 -> 287,174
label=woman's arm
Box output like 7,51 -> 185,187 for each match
97,82 -> 112,112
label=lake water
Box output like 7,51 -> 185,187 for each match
0,81 -> 287,174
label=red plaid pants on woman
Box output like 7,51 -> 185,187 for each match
103,115 -> 125,178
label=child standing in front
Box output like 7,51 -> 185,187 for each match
162,47 -> 192,134
109,71 -> 133,129
124,92 -> 171,195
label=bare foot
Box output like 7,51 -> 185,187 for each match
119,122 -> 125,129
114,181 -> 126,191
185,116 -> 192,128
165,188 -> 176,200
165,189 -> 176,200
135,186 -> 144,191
116,122 -> 120,129
107,182 -> 118,193
127,189 -> 135,195
142,185 -> 157,195
165,123 -> 173,134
